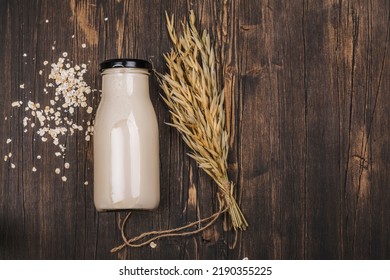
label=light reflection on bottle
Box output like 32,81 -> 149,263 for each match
110,114 -> 140,204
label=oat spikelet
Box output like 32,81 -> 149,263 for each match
159,11 -> 248,231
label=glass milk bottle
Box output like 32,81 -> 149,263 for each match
94,59 -> 159,211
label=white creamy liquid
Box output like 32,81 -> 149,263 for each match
94,68 -> 159,211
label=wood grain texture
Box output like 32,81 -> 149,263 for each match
0,0 -> 389,259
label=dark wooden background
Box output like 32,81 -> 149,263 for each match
0,0 -> 389,260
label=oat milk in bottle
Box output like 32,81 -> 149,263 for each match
94,59 -> 159,210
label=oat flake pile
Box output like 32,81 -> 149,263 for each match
4,47 -> 97,181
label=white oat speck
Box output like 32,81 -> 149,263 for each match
11,163 -> 16,168
62,52 -> 68,57
23,53 -> 27,57
150,242 -> 157,249
55,168 -> 61,174
43,61 -> 48,65
6,138 -> 12,144
45,19 -> 49,23
61,176 -> 67,182
104,17 -> 108,21
11,101 -> 21,107
64,162 -> 70,169
84,181 -> 88,185
81,43 -> 86,48
32,167 -> 37,172
20,84 -> 25,89
8,152 -> 12,158
4,155 -> 8,161
37,155 -> 41,159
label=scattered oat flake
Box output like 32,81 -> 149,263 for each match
20,84 -> 25,89
150,242 -> 157,249
62,52 -> 68,57
8,152 -> 12,157
23,53 -> 27,57
27,101 -> 37,110
11,163 -> 16,168
55,152 -> 61,157
45,19 -> 49,23
39,70 -> 43,75
81,43 -> 86,48
37,155 -> 41,159
64,162 -> 70,169
43,61 -> 48,65
84,181 -> 88,185
11,101 -> 22,107
86,106 -> 93,114
61,176 -> 67,182
71,34 -> 75,38
4,155 -> 8,161
32,167 -> 37,172
6,138 -> 12,144
104,17 -> 108,21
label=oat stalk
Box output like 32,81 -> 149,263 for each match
159,11 -> 248,231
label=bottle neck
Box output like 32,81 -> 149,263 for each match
101,68 -> 150,97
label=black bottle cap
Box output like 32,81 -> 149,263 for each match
99,59 -> 152,72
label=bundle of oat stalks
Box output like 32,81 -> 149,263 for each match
111,11 -> 247,252
160,11 -> 247,231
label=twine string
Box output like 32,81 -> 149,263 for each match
111,193 -> 228,253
